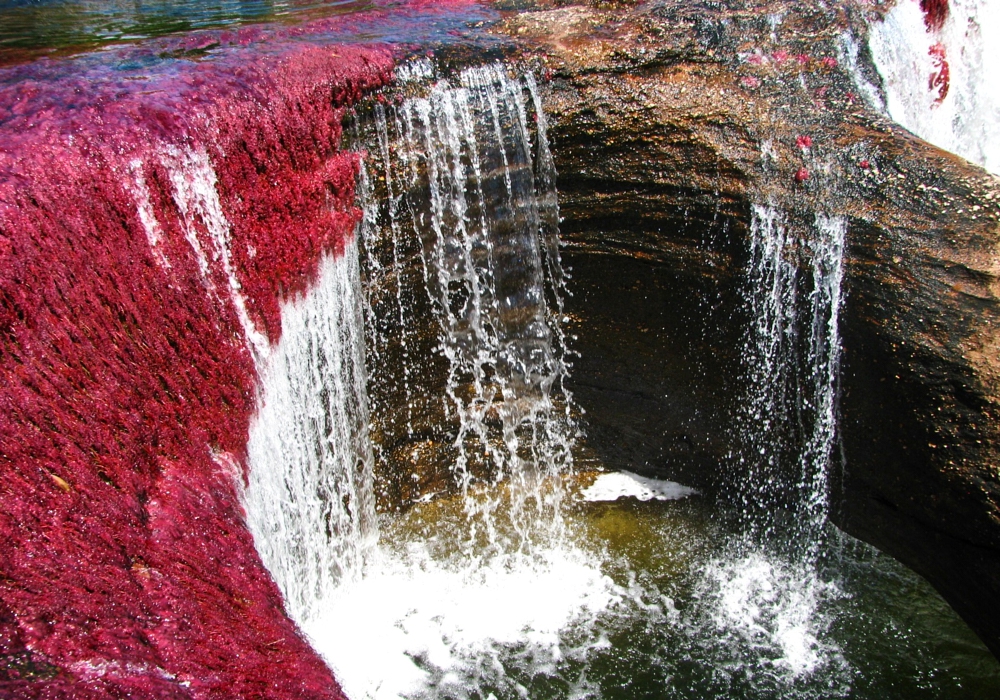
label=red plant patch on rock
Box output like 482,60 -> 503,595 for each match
0,25 -> 395,700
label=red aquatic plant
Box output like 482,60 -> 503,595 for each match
0,24 -> 395,700
929,42 -> 950,104
921,0 -> 949,32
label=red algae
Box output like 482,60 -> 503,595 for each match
920,0 -> 949,32
0,8 -> 407,697
928,41 -> 950,104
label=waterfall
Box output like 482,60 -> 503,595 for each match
867,0 -> 1000,174
701,205 -> 848,681
361,63 -> 576,551
244,240 -> 376,626
233,56 -> 996,698
244,64 -> 618,700
731,205 -> 846,558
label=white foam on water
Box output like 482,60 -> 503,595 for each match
580,471 -> 698,503
868,0 -> 1000,174
697,552 -> 848,685
306,543 -> 624,700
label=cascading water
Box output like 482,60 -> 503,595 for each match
6,0 -> 999,696
867,0 -> 1000,174
242,59 -> 1000,699
244,242 -> 377,623
702,205 -> 850,685
730,205 -> 846,559
246,64 -> 624,700
365,63 -> 576,550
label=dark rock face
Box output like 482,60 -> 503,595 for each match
486,0 -> 1000,659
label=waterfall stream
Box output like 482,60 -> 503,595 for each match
702,206 -> 849,684
242,61 -> 999,700
244,243 -> 376,624
246,64 -> 624,700
363,64 -> 576,553
4,0 -> 1000,694
731,206 -> 846,559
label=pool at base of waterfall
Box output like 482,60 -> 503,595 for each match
298,471 -> 1000,700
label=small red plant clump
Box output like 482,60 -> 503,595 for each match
860,159 -> 871,169
921,0 -> 950,32
929,42 -> 950,104
794,167 -> 810,182
741,75 -> 761,89
0,27 -> 394,700
796,135 -> 813,149
821,56 -> 838,69
772,49 -> 789,63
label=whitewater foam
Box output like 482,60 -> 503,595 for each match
581,471 -> 698,503
307,542 -> 624,700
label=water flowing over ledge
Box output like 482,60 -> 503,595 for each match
242,52 -> 997,697
868,0 -> 1000,174
244,62 -> 603,699
4,1 -> 1000,697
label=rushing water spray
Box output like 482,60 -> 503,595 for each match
867,0 -> 1000,174
245,241 -> 376,625
238,55 -> 997,700
705,205 -> 849,684
246,64 -> 620,699
363,63 -> 576,551
730,205 -> 846,558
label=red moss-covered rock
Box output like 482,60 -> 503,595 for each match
0,22 -> 394,700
